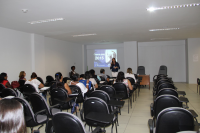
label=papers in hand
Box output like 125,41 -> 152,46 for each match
40,87 -> 50,91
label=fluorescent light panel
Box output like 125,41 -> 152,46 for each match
28,18 -> 64,24
73,33 -> 97,37
147,3 -> 200,11
149,28 -> 179,31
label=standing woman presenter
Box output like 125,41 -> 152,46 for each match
110,58 -> 120,77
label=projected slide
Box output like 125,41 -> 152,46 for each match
94,49 -> 117,67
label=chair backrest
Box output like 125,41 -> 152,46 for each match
46,75 -> 54,83
113,82 -> 129,99
69,85 -> 84,103
126,77 -> 135,85
153,95 -> 182,118
156,107 -> 194,133
90,90 -> 110,103
158,65 -> 167,75
37,77 -> 44,84
13,97 -> 37,127
156,88 -> 178,98
156,79 -> 173,87
0,83 -> 6,92
137,66 -> 145,75
1,88 -> 18,97
84,97 -> 109,118
157,83 -> 175,92
30,93 -> 51,116
99,76 -> 106,81
53,112 -> 86,133
99,85 -> 116,99
22,84 -> 38,96
18,80 -> 26,87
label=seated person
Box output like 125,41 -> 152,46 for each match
114,71 -> 133,93
19,71 -> 27,81
69,74 -> 88,97
89,69 -> 101,82
70,66 -> 76,78
25,72 -> 44,93
79,74 -> 85,80
51,72 -> 72,94
79,71 -> 93,90
99,68 -> 110,82
125,68 -> 137,83
0,98 -> 26,133
0,72 -> 12,88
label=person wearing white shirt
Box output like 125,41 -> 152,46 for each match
125,68 -> 137,83
25,72 -> 44,93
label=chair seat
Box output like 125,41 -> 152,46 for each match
51,108 -> 61,115
36,115 -> 48,123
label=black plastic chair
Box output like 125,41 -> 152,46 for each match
13,97 -> 49,132
80,97 -> 117,133
49,88 -> 71,110
113,82 -> 132,113
0,83 -> 6,96
22,84 -> 38,100
37,77 -> 44,84
69,85 -> 84,109
45,75 -> 54,86
158,65 -> 167,75
148,107 -> 199,133
197,78 -> 200,94
30,93 -> 61,118
52,112 -> 101,133
126,77 -> 137,101
1,88 -> 18,97
137,66 -> 145,75
99,76 -> 106,81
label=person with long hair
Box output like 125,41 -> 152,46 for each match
52,72 -> 72,94
0,72 -> 12,88
110,58 -> 120,77
25,72 -> 44,92
114,71 -> 133,92
79,71 -> 93,90
125,68 -> 136,83
0,98 -> 27,133
19,71 -> 26,81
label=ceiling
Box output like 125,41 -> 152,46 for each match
0,0 -> 200,45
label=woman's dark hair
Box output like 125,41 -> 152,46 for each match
1,72 -> 7,79
80,74 -> 85,78
84,71 -> 91,80
116,71 -> 125,82
100,69 -> 105,74
31,72 -> 37,79
19,71 -> 25,79
89,69 -> 95,76
0,99 -> 27,133
0,75 -> 4,83
71,74 -> 79,81
71,66 -> 75,70
55,72 -> 63,88
111,58 -> 116,65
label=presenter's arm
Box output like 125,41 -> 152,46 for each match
110,63 -> 113,69
117,62 -> 120,69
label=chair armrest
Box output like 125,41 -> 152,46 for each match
80,109 -> 85,121
68,93 -> 79,98
178,97 -> 189,103
49,104 -> 62,114
188,109 -> 198,118
148,119 -> 154,133
92,126 -> 102,133
150,103 -> 154,117
34,109 -> 48,123
54,97 -> 73,104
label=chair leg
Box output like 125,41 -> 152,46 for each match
115,120 -> 118,133
111,123 -> 114,133
128,98 -> 129,114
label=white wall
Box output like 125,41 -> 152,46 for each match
0,27 -> 32,82
86,44 -> 124,76
44,37 -> 83,79
138,40 -> 186,82
187,38 -> 200,84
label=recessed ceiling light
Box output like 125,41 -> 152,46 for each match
72,33 -> 97,37
151,38 -> 172,40
147,3 -> 200,11
149,28 -> 179,31
28,18 -> 64,24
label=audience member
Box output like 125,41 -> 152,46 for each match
70,74 -> 88,97
110,58 -> 120,77
125,68 -> 137,83
0,72 -> 12,88
79,71 -> 92,90
114,71 -> 133,93
25,72 -> 44,92
52,72 -> 72,94
89,69 -> 101,81
19,71 -> 27,81
0,98 -> 27,133
99,68 -> 110,82
70,66 -> 76,78
79,74 -> 85,80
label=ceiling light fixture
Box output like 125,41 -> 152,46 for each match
28,18 -> 64,24
147,3 -> 200,11
149,28 -> 179,31
72,33 -> 97,37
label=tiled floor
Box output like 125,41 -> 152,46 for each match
27,83 -> 200,133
